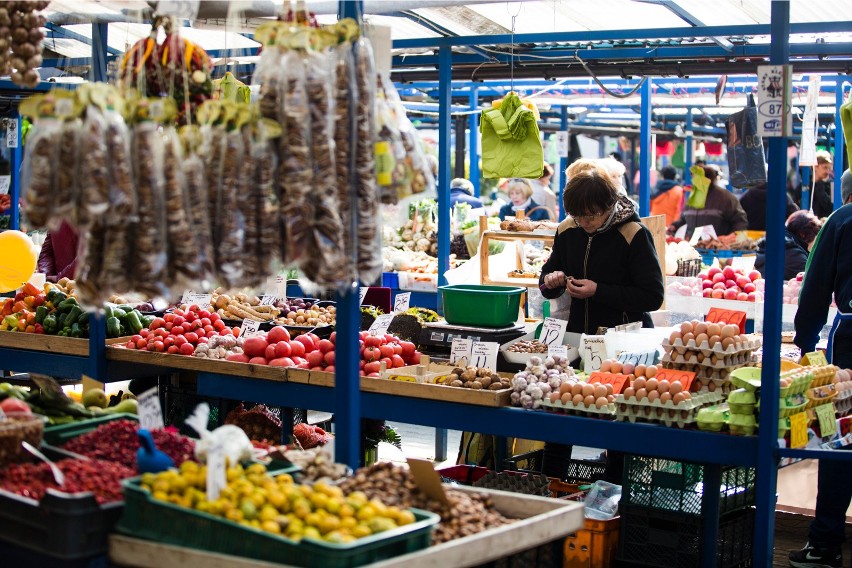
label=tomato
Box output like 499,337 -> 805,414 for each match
172,316 -> 185,326
184,332 -> 199,344
295,335 -> 315,353
202,325 -> 214,334
232,327 -> 240,337
384,334 -> 397,344
362,346 -> 381,362
164,322 -> 174,332
125,340 -> 136,349
140,329 -> 150,338
391,343 -> 403,356
379,344 -> 395,359
269,357 -> 295,367
209,313 -> 220,323
324,365 -> 334,373
213,320 -> 226,331
149,317 -> 165,330
323,350 -> 335,366
265,344 -> 278,361
248,357 -> 269,366
410,352 -> 421,364
364,335 -> 382,348
167,345 -> 180,354
0,398 -> 31,415
274,341 -> 291,359
206,330 -> 217,338
243,337 -> 269,358
174,335 -> 187,346
181,322 -> 193,334
130,334 -> 143,343
289,340 -> 306,358
380,357 -> 393,369
306,351 -> 325,367
136,338 -> 147,349
391,354 -> 405,368
318,339 -> 334,354
191,320 -> 203,331
267,326 -> 290,344
367,372 -> 381,378
226,353 -> 250,363
187,304 -> 200,313
197,337 -> 208,344
306,333 -> 321,350
400,341 -> 416,357
359,331 -> 368,341
364,361 -> 382,374
329,331 -> 336,344
200,318 -> 211,327
152,340 -> 165,352
179,343 -> 195,355
199,310 -> 211,319
164,336 -> 175,347
155,328 -> 169,338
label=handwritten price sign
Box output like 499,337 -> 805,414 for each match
588,371 -> 630,395
616,350 -> 659,367
654,368 -> 697,392
705,307 -> 748,334
789,412 -> 808,448
804,351 -> 828,367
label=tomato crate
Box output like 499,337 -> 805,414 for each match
621,456 -> 755,516
617,505 -> 754,568
42,414 -> 138,446
117,478 -> 439,568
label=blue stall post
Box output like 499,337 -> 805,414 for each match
754,1 -> 790,566
468,87 -> 480,196
835,75 -> 846,210
638,78 -> 652,216
9,114 -> 21,231
684,107 -> 694,186
90,22 -> 108,83
559,105 -> 568,220
801,162 -> 811,210
333,0 -> 364,470
436,44 -> 452,290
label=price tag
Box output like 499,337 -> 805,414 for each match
407,458 -> 450,506
654,368 -> 697,392
182,292 -> 212,308
539,317 -> 568,347
206,440 -> 227,501
393,293 -> 411,313
816,404 -> 837,438
138,386 -> 164,431
581,335 -> 607,372
616,350 -> 659,366
259,295 -> 277,306
548,344 -> 569,359
368,314 -> 395,336
6,120 -> 17,148
240,318 -> 262,338
804,351 -> 828,367
359,287 -> 368,305
731,256 -> 757,272
470,341 -> 499,371
0,175 -> 9,195
450,337 -> 472,365
274,275 -> 287,298
790,412 -> 808,448
705,307 -> 748,334
430,331 -> 445,342
689,225 -> 717,245
588,371 -> 630,394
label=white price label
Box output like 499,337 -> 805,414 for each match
206,440 -> 227,501
368,314 -> 395,336
260,295 -> 277,306
5,120 -> 17,148
138,386 -> 164,431
450,337 -> 473,365
359,287 -> 369,305
581,335 -> 607,372
757,64 -> 793,137
690,225 -> 717,245
616,350 -> 659,366
0,175 -> 10,195
470,341 -> 499,371
731,256 -> 757,271
548,344 -> 569,359
614,321 -> 643,332
539,317 -> 568,347
240,318 -> 262,338
393,293 -> 411,313
555,131 -> 569,158
181,292 -> 212,307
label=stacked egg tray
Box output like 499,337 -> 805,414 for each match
661,336 -> 761,394
806,383 -> 839,410
539,397 -> 617,418
834,386 -> 852,416
614,391 -> 724,428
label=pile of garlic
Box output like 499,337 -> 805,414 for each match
510,355 -> 576,409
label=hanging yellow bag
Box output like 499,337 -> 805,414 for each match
480,92 -> 544,179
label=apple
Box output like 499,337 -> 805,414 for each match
703,289 -> 713,298
724,289 -> 738,300
749,270 -> 762,282
736,276 -> 751,289
712,273 -> 726,284
711,289 -> 725,299
702,280 -> 713,290
737,292 -> 749,301
708,267 -> 722,278
743,283 -> 756,294
725,279 -> 737,289
723,266 -> 736,280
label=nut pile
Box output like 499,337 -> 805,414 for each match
280,448 -> 348,482
0,458 -> 135,504
0,414 -> 44,466
507,339 -> 549,353
441,366 -> 511,391
338,462 -> 513,544
63,420 -> 195,469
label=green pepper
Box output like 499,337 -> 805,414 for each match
106,316 -> 121,338
57,297 -> 78,312
57,312 -> 67,329
117,304 -> 136,314
43,313 -> 58,334
77,311 -> 90,325
64,306 -> 83,328
70,322 -> 83,338
57,330 -> 67,337
34,305 -> 49,325
126,311 -> 144,334
104,304 -> 115,320
47,289 -> 66,306
141,315 -> 155,328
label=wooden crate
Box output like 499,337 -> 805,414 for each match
0,331 -> 89,356
563,517 -> 620,568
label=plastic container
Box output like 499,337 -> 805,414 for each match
43,413 -> 138,446
584,480 -> 622,520
397,271 -> 438,292
0,412 -> 46,467
439,285 -> 525,328
118,478 -> 439,567
696,404 -> 729,432
729,367 -> 761,391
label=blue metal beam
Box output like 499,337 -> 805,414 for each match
90,23 -> 108,83
468,88 -> 480,196
0,348 -> 89,380
559,106 -> 568,221
436,45 -> 451,291
684,107 -> 694,185
9,115 -> 21,231
390,10 -> 496,62
635,0 -> 734,51
639,79 -> 652,216
45,22 -> 121,56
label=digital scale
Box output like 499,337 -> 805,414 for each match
417,321 -> 528,372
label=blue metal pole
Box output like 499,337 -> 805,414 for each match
755,2 -> 789,566
334,0 -> 363,470
437,45 -> 452,289
639,79 -> 652,216
559,106 -> 568,221
90,23 -> 108,83
468,88 -> 480,196
801,162 -> 811,210
9,115 -> 21,231
834,75 -> 845,210
684,108 -> 694,186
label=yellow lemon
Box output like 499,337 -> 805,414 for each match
303,527 -> 322,540
262,520 -> 281,534
396,510 -> 416,526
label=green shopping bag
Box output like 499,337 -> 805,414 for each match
687,165 -> 710,209
480,93 -> 544,179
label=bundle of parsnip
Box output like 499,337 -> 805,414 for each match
211,290 -> 278,321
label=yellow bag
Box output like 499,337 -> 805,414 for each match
480,93 -> 544,179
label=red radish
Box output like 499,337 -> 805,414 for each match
267,326 -> 290,344
243,337 -> 269,358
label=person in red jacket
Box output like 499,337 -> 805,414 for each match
37,220 -> 79,282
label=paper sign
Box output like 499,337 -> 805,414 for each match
138,386 -> 164,431
581,335 -> 607,372
259,295 -> 277,306
555,131 -> 569,158
757,64 -> 793,137
548,344 -> 569,359
731,256 -> 757,272
181,292 -> 211,308
690,225 -> 717,245
393,293 -> 411,313
654,368 -> 697,392
470,341 -> 499,371
588,371 -> 630,394
6,120 -> 17,148
804,351 -> 828,367
0,175 -> 9,195
816,403 -> 837,438
368,314 -> 395,336
450,337 -> 473,365
616,350 -> 659,367
407,458 -> 450,506
539,317 -> 568,347
790,412 -> 808,448
81,374 -> 104,394
206,439 -> 227,501
359,287 -> 368,305
706,307 -> 748,334
240,318 -> 262,338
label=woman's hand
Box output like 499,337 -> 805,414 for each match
543,271 -> 568,290
566,278 -> 597,299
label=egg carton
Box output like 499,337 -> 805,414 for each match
834,386 -> 852,401
728,402 -> 757,415
662,362 -> 759,384
805,390 -> 838,410
807,365 -> 839,387
662,337 -> 761,358
614,391 -> 723,427
539,397 -> 617,418
834,396 -> 852,416
692,377 -> 734,395
661,350 -> 753,369
729,423 -> 757,436
779,372 -> 814,397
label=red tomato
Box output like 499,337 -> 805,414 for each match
209,313 -> 220,323
391,343 -> 403,356
179,343 -> 195,355
362,346 -> 381,362
164,336 -> 175,347
269,357 -> 295,367
155,328 -> 169,338
213,320 -> 226,331
367,372 -> 381,378
289,340 -> 306,358
184,332 -> 199,344
265,344 -> 277,361
191,320 -> 203,331
150,317 -> 165,330
152,340 -> 165,352
200,318 -> 211,327
172,316 -> 185,326
197,337 -> 208,344
359,331 -> 368,341
318,339 -> 334,354
323,351 -> 335,366
164,322 -> 174,332
164,313 -> 175,323
379,344 -> 395,359
400,341 -> 416,357
384,334 -> 397,344
411,352 -> 421,364
140,329 -> 150,338
186,312 -> 197,322
226,353 -> 250,363
248,357 -> 269,366
364,335 -> 382,348
306,351 -> 325,367
125,340 -> 136,349
243,337 -> 269,358
364,361 -> 382,374
324,365 -> 334,372
181,323 -> 193,334
306,333 -> 321,349
136,339 -> 147,349
267,326 -> 290,344
274,341 -> 292,359
206,330 -> 217,338
391,354 -> 405,368
232,327 -> 240,337
199,310 -> 212,319
295,335 -> 315,353
167,345 -> 180,354
329,331 -> 336,344
130,334 -> 142,343
380,357 -> 393,369
174,335 -> 187,346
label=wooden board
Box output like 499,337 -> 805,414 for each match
109,535 -> 292,568
105,345 -> 289,382
307,370 -> 512,407
641,214 -> 667,309
0,331 -> 89,356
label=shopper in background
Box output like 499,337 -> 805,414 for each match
600,156 -> 630,196
609,151 -> 632,194
498,178 -> 551,221
529,162 -> 557,220
37,220 -> 79,283
650,165 -> 684,225
754,210 -> 821,281
669,165 -> 748,237
739,180 -> 799,231
790,169 -> 852,568
810,150 -> 835,219
787,156 -> 802,206
448,178 -> 485,210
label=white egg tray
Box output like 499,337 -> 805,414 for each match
614,391 -> 723,428
835,397 -> 852,416
662,337 -> 761,357
834,386 -> 852,401
539,397 -> 617,418
661,350 -> 754,369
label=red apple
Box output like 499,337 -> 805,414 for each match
711,289 -> 725,299
743,283 -> 756,293
749,270 -> 762,282
702,280 -> 713,290
725,279 -> 737,289
736,292 -> 749,301
708,267 -> 722,278
703,289 -> 713,298
724,288 -> 739,300
713,282 -> 726,291
712,273 -> 726,284
736,276 -> 751,289
723,266 -> 736,280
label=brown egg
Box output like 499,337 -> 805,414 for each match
595,396 -> 609,409
695,333 -> 709,346
707,381 -> 717,392
584,394 -> 596,407
600,360 -> 612,372
722,337 -> 735,350
611,361 -> 624,374
721,324 -> 738,338
559,382 -> 572,395
696,352 -> 705,363
694,322 -> 708,335
691,319 -> 702,328
707,323 -> 722,337
681,322 -> 694,335
646,365 -> 658,378
572,393 -> 584,405
648,390 -> 660,402
550,392 -> 561,403
669,331 -> 681,344
682,332 -> 695,344
673,392 -> 686,404
660,392 -> 672,404
571,383 -> 584,397
605,384 -> 614,396
669,381 -> 683,395
594,384 -> 608,399
657,379 -> 670,393
646,378 -> 659,392
682,391 -> 692,400
708,335 -> 720,348
622,362 -> 635,375
635,388 -> 648,400
635,364 -> 647,377
562,392 -> 573,404
582,384 -> 595,398
633,377 -> 647,391
623,387 -> 635,399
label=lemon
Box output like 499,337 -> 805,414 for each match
277,473 -> 294,485
141,472 -> 157,487
260,505 -> 279,523
318,515 -> 341,535
396,510 -> 416,526
180,461 -> 200,474
268,490 -> 287,510
341,517 -> 357,530
368,517 -> 397,534
352,524 -> 372,538
240,499 -> 258,521
324,531 -> 347,543
250,490 -> 267,508
369,499 -> 388,517
226,465 -> 244,482
309,492 -> 329,511
262,520 -> 281,534
247,463 -> 267,475
356,505 -> 376,522
303,527 -> 322,540
152,490 -> 169,502
152,479 -> 170,494
292,499 -> 312,519
338,503 -> 355,518
225,508 -> 244,523
305,512 -> 324,528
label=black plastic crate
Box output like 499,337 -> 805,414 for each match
161,383 -> 226,436
622,456 -> 756,515
617,504 -> 754,568
476,538 -> 563,568
503,449 -> 607,484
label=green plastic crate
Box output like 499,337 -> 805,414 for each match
42,414 -> 138,446
439,285 -> 525,328
118,478 -> 439,567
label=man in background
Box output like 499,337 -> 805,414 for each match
810,150 -> 835,219
529,163 -> 557,220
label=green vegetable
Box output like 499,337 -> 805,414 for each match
70,322 -> 83,338
57,297 -> 78,312
43,313 -> 58,334
64,306 -> 83,328
34,305 -> 49,325
57,312 -> 68,329
140,315 -> 155,328
104,304 -> 116,320
77,311 -> 90,325
126,311 -> 144,334
46,289 -> 66,305
106,316 -> 121,338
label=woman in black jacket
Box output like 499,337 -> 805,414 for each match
755,209 -> 822,280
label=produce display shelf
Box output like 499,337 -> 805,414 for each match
105,346 -> 290,382
0,332 -> 90,355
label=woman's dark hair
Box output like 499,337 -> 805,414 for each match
701,165 -> 722,190
563,167 -> 619,217
786,210 -> 822,245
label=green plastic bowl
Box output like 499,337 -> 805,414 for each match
439,285 -> 525,328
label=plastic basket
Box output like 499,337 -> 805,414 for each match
43,414 -> 138,446
439,285 -> 525,328
482,538 -> 565,568
503,450 -> 608,485
118,478 -> 439,568
617,505 -> 754,568
622,456 -> 755,516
